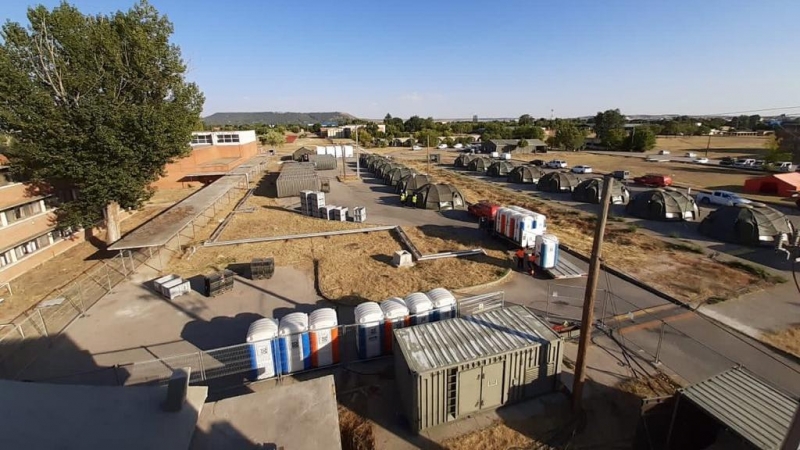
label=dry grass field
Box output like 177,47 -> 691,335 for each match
399,159 -> 777,305
762,325 -> 800,357
654,135 -> 770,159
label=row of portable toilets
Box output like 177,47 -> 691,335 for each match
244,288 -> 457,380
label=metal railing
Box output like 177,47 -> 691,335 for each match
0,248 -> 150,378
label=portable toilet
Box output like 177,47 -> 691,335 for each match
308,308 -> 340,368
278,313 -> 311,374
405,292 -> 433,325
426,288 -> 457,321
354,302 -> 385,359
495,207 -> 512,237
536,234 -> 560,270
380,297 -> 410,354
246,318 -> 281,381
508,212 -> 525,240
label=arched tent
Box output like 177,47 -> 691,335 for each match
377,163 -> 402,179
537,171 -> 582,192
699,203 -> 794,245
372,160 -> 392,176
487,161 -> 517,177
293,147 -> 316,161
360,153 -> 380,167
409,183 -> 466,210
396,174 -> 432,194
467,157 -> 492,172
571,178 -> 630,204
626,189 -> 699,221
368,158 -> 388,172
507,165 -> 543,184
454,154 -> 478,168
385,167 -> 415,186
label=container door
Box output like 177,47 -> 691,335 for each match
458,367 -> 483,416
481,362 -> 505,409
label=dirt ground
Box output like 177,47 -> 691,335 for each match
395,158 -> 772,305
762,325 -> 800,357
653,135 -> 770,159
0,187 -> 203,323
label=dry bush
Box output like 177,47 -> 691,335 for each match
762,325 -> 800,357
617,373 -> 681,398
443,421 -> 555,450
338,405 -> 376,450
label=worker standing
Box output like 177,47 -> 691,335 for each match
527,252 -> 537,274
400,191 -> 407,204
515,248 -> 525,270
411,194 -> 417,207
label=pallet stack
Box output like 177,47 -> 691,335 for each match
351,207 -> 367,223
205,269 -> 235,297
251,257 -> 275,280
300,190 -> 326,217
331,207 -> 348,222
317,205 -> 335,220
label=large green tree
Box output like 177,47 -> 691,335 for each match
0,1 -> 203,242
593,109 -> 626,148
622,127 -> 657,152
552,122 -> 586,151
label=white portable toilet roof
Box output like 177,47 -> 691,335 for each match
381,297 -> 409,319
279,312 -> 309,335
426,288 -> 456,308
404,292 -> 433,313
247,318 -> 279,342
355,302 -> 384,324
309,308 -> 339,330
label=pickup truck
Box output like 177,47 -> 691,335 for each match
468,201 -> 501,220
695,190 -> 752,206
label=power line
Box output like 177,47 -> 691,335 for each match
708,105 -> 800,116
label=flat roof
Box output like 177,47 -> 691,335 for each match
0,379 -> 207,450
192,375 -> 341,450
109,156 -> 268,251
394,305 -> 561,373
681,366 -> 798,450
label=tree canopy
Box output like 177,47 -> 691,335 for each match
0,1 -> 204,234
622,127 -> 656,152
593,109 -> 626,148
552,122 -> 586,151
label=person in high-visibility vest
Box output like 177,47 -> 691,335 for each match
527,252 -> 537,273
411,194 -> 418,207
400,191 -> 407,203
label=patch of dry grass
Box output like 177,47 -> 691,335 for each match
617,373 -> 682,398
338,405 -> 376,450
401,160 -> 770,305
762,325 -> 800,357
443,422 -> 555,450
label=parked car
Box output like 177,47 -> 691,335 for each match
412,145 -> 423,151
633,174 -> 673,187
693,157 -> 709,164
453,143 -> 464,149
658,150 -> 670,155
467,201 -> 500,220
734,158 -> 756,168
719,157 -> 738,166
753,160 -> 766,170
547,160 -> 568,169
695,190 -> 752,206
775,161 -> 795,172
612,170 -> 631,180
529,159 -> 545,166
685,152 -> 697,158
437,144 -> 448,149
571,165 -> 593,174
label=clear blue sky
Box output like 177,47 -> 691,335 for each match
2,0 -> 799,119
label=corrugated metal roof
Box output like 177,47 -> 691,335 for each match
681,366 -> 798,450
394,305 -> 560,373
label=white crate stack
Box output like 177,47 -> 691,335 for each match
300,190 -> 326,217
331,207 -> 348,222
351,207 -> 367,223
318,205 -> 335,220
153,274 -> 191,300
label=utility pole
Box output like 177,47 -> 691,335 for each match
705,133 -> 712,158
355,125 -> 360,179
427,136 -> 431,174
572,175 -> 614,411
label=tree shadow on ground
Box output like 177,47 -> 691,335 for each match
253,171 -> 279,198
181,312 -> 264,351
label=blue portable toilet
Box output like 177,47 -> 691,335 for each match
246,318 -> 281,380
354,302 -> 384,360
278,312 -> 311,374
426,288 -> 457,321
405,292 -> 433,325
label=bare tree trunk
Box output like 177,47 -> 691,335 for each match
104,201 -> 121,244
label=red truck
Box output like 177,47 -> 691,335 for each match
468,201 -> 500,220
633,174 -> 673,187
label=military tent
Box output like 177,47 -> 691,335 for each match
454,154 -> 478,168
626,189 -> 698,221
699,203 -> 794,245
292,147 -> 316,161
467,157 -> 492,172
368,157 -> 388,172
487,161 -> 517,177
396,174 -> 432,194
537,171 -> 582,192
385,167 -> 415,186
571,178 -> 630,204
376,162 -> 401,179
408,183 -> 466,210
507,165 -> 544,184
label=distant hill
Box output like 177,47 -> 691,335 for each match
203,111 -> 357,126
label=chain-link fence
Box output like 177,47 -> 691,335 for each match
0,248 -> 150,378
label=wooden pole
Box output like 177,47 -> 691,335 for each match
427,136 -> 431,173
572,175 -> 614,411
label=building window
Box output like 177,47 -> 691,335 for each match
50,227 -> 74,242
3,201 -> 43,225
216,133 -> 240,143
191,134 -> 213,145
0,251 -> 11,267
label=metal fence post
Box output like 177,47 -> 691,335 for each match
197,352 -> 206,381
106,269 -> 112,292
119,251 -> 127,274
16,324 -> 25,339
77,281 -> 86,315
654,322 -> 666,365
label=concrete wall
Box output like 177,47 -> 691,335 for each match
154,141 -> 259,189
